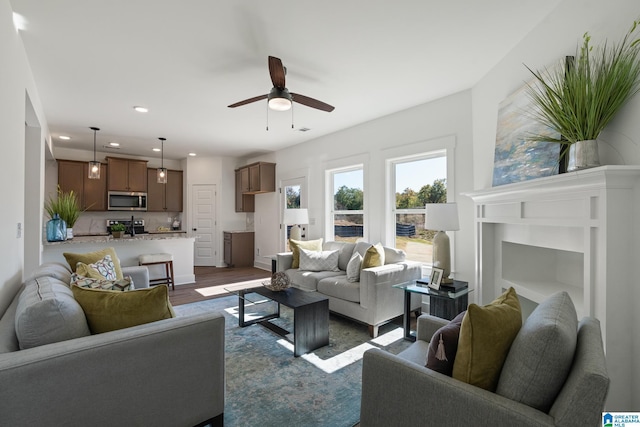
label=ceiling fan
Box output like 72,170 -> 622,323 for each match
228,56 -> 335,112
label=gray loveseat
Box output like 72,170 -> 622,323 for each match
277,240 -> 422,337
0,262 -> 225,427
360,291 -> 610,427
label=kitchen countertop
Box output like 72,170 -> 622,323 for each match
44,233 -> 192,245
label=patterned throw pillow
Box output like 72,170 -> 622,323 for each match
289,238 -> 323,269
71,273 -> 134,291
298,249 -> 340,272
346,252 -> 362,282
76,254 -> 117,280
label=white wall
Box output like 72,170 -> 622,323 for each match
0,0 -> 49,312
472,0 -> 640,410
251,90 -> 475,287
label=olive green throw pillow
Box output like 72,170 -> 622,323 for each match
63,247 -> 124,280
289,238 -> 323,269
452,287 -> 522,391
71,285 -> 175,334
361,243 -> 385,269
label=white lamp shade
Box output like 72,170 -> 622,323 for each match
425,203 -> 460,231
283,208 -> 309,225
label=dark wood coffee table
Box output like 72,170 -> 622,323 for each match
233,286 -> 329,357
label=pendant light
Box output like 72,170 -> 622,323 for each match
88,127 -> 101,179
157,137 -> 167,184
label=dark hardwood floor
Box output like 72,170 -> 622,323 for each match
169,266 -> 271,306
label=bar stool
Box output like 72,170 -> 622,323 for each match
138,253 -> 175,291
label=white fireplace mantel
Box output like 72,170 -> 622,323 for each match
464,165 -> 640,411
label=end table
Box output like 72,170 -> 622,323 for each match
393,280 -> 472,341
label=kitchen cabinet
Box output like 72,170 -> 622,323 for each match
235,168 -> 255,212
107,157 -> 148,192
247,162 -> 276,194
147,168 -> 183,212
57,160 -> 107,211
223,231 -> 254,267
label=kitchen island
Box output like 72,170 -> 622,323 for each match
43,233 -> 195,286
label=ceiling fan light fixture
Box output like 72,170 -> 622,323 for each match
268,87 -> 292,111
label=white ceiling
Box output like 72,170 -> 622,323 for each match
10,0 -> 561,160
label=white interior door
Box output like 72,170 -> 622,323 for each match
192,184 -> 216,266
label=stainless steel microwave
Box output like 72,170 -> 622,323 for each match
108,191 -> 147,211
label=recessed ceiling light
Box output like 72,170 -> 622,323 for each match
298,127 -> 311,132
133,106 -> 149,113
152,148 -> 161,152
188,153 -> 196,157
109,142 -> 120,147
59,135 -> 71,140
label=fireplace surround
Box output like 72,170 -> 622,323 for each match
466,165 -> 640,411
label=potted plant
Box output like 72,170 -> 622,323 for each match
44,186 -> 82,239
525,19 -> 640,171
110,223 -> 126,238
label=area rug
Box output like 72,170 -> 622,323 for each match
173,295 -> 411,427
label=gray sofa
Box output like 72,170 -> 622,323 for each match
0,262 -> 225,427
360,291 -> 610,427
277,240 -> 422,337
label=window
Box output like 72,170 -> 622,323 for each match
392,152 -> 447,263
327,166 -> 364,242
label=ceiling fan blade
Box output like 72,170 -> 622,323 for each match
291,93 -> 335,112
268,56 -> 286,89
227,94 -> 268,108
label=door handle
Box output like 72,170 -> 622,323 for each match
192,228 -> 197,231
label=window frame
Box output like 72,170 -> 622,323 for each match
325,163 -> 366,242
384,135 -> 456,268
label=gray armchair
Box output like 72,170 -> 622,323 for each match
361,296 -> 609,427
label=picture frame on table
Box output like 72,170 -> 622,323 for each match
428,267 -> 444,290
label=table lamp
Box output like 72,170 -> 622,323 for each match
425,203 -> 459,284
283,208 -> 309,241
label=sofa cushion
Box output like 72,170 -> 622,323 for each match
317,275 -> 360,303
323,241 -> 356,271
29,262 -> 72,284
63,247 -> 124,280
286,269 -> 344,292
496,291 -> 578,412
15,277 -> 91,349
354,241 -> 373,258
299,249 -> 340,272
362,243 -> 385,268
346,252 -> 362,282
452,287 -> 522,391
426,310 -> 465,376
383,246 -> 406,264
72,285 -> 175,334
76,254 -> 117,280
289,238 -> 323,269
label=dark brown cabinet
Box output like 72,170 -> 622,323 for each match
57,160 -> 107,211
147,168 -> 183,212
247,162 -> 276,194
107,157 -> 148,192
235,168 -> 255,213
223,231 -> 255,267
235,162 -> 275,212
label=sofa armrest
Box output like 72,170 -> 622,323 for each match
276,252 -> 293,272
0,313 -> 225,426
122,265 -> 150,288
416,314 -> 449,342
361,348 -> 555,427
359,261 -> 421,309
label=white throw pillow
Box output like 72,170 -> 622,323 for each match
346,252 -> 362,283
299,249 -> 340,272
